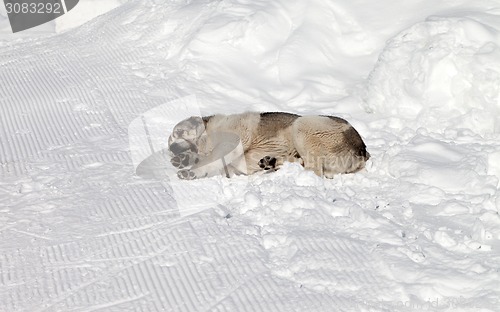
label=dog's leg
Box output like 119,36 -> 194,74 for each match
177,169 -> 197,180
170,151 -> 200,169
302,155 -> 324,177
244,149 -> 276,174
177,132 -> 245,179
256,152 -> 302,172
258,156 -> 277,170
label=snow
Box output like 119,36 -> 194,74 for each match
1,0 -> 500,311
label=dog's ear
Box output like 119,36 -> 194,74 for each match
186,116 -> 206,140
168,116 -> 205,156
171,116 -> 205,140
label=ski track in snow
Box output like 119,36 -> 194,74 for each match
1,0 -> 500,311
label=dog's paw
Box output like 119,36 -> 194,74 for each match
177,169 -> 196,180
171,152 -> 199,169
258,156 -> 277,170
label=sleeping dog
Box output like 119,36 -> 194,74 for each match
168,112 -> 369,179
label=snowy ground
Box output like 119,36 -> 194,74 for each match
1,0 -> 500,311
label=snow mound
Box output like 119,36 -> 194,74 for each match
366,15 -> 500,135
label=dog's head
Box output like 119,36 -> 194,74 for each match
168,116 -> 205,155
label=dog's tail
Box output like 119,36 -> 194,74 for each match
343,126 -> 370,160
358,145 -> 370,160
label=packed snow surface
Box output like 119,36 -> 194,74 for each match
1,0 -> 500,311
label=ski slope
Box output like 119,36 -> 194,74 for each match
1,0 -> 500,311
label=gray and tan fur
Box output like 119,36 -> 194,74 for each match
168,112 -> 370,179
